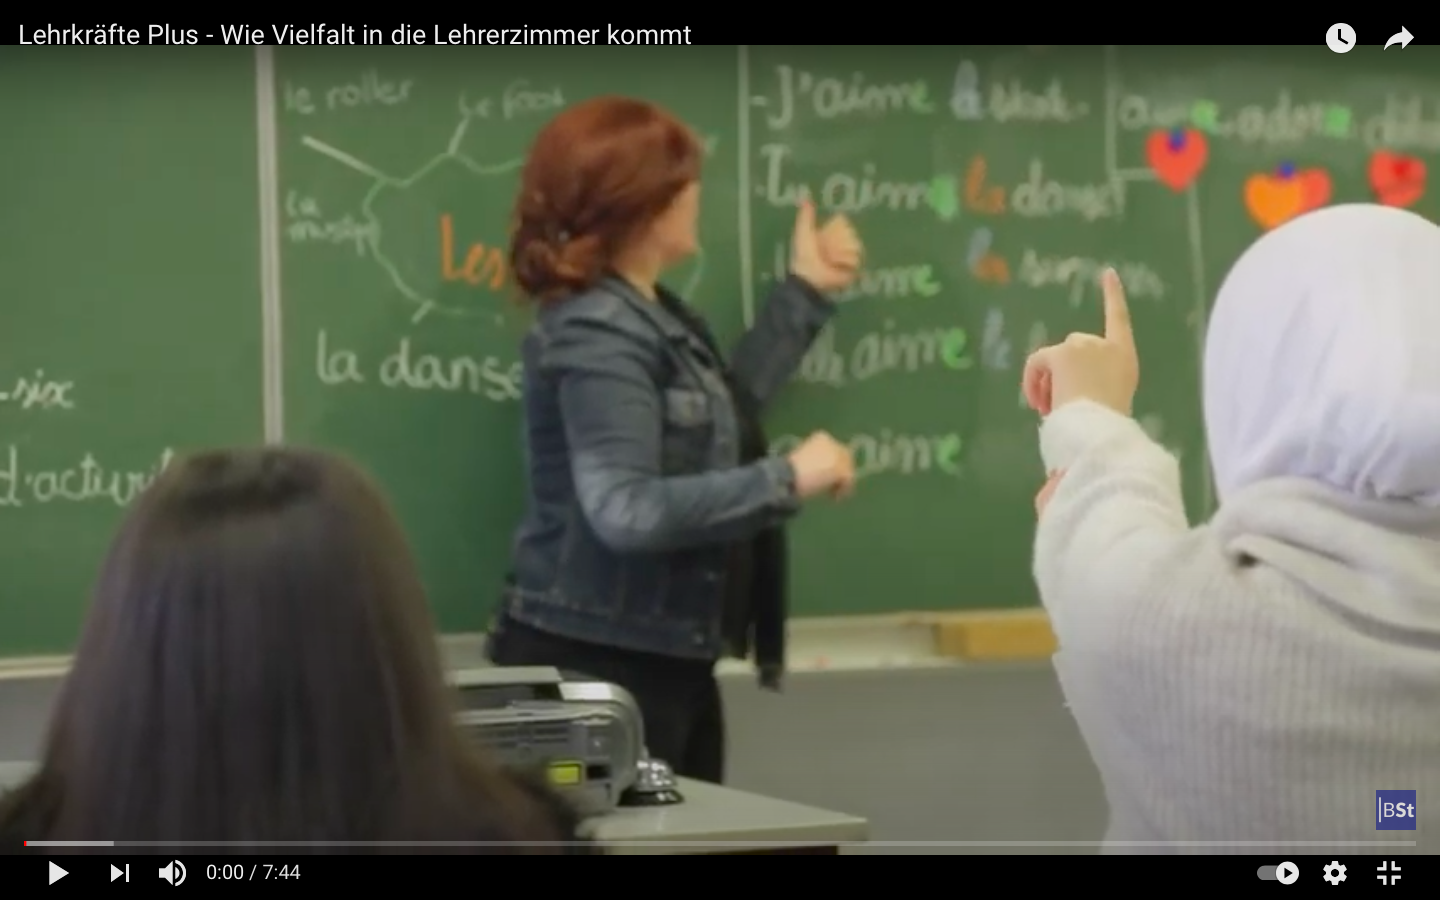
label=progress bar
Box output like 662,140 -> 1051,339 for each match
21,839 -> 1422,848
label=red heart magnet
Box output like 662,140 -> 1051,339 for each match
1296,167 -> 1332,211
1146,128 -> 1209,192
1369,150 -> 1427,208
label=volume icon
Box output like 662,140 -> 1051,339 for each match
159,860 -> 186,885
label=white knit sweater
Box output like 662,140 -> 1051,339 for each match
1036,400 -> 1440,854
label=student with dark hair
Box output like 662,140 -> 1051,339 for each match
0,448 -> 592,853
488,95 -> 865,784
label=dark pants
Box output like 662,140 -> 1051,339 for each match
486,617 -> 726,784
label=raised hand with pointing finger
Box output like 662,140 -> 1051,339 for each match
1022,268 -> 1140,418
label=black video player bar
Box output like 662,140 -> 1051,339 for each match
15,851 -> 1432,887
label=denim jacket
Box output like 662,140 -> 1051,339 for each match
499,273 -> 835,660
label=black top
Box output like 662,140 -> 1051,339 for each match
656,289 -> 788,689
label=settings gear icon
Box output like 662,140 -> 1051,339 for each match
1323,861 -> 1347,884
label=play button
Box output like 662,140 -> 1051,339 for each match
48,861 -> 67,884
1276,861 -> 1300,884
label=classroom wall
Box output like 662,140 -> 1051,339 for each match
0,662 -> 1107,853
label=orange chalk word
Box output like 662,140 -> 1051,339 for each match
440,213 -> 507,290
964,156 -> 1006,215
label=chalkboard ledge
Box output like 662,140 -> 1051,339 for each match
717,611 -> 1054,674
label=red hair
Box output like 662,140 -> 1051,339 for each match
510,96 -> 702,303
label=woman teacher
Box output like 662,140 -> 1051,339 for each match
486,96 -> 864,783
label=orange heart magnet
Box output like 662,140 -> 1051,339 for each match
1244,163 -> 1331,231
1146,128 -> 1209,192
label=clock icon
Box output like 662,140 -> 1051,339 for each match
1327,23 -> 1357,53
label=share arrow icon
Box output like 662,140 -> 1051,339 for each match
1386,27 -> 1413,49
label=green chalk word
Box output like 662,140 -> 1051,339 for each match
1190,99 -> 1220,132
941,327 -> 975,369
797,321 -> 974,386
927,175 -> 961,221
770,430 -> 965,478
1322,105 -> 1352,138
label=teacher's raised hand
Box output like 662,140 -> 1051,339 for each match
790,198 -> 863,292
1022,268 -> 1139,417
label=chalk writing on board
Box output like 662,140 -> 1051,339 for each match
757,143 -> 936,214
457,81 -> 568,123
949,61 -> 1090,123
1115,91 -> 1352,148
964,156 -> 1006,214
295,109 -> 524,323
458,92 -> 495,119
500,81 -> 564,119
980,309 -> 1012,370
965,228 -> 1012,284
766,244 -> 941,302
1364,97 -> 1440,152
927,176 -> 961,221
1010,161 -> 1126,221
761,66 -> 935,131
770,430 -> 964,479
315,330 -> 522,402
990,77 -> 1089,123
290,81 -> 714,322
0,445 -> 173,508
1016,251 -> 1166,306
950,62 -> 983,121
798,321 -> 976,387
282,71 -> 415,116
835,265 -> 941,302
439,215 -> 508,290
0,371 -> 75,411
284,191 -> 374,256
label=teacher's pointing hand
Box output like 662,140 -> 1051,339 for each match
1022,268 -> 1140,417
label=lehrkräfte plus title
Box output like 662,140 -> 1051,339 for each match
17,23 -> 694,44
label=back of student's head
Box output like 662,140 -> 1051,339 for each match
2,447 -> 566,851
1204,203 -> 1440,505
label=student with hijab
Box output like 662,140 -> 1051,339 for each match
487,96 -> 864,785
1024,204 -> 1440,853
0,448 -> 593,853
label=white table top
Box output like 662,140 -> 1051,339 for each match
0,762 -> 866,853
590,777 -> 866,853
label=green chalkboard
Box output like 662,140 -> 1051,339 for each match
7,46 -> 1440,656
0,49 -> 265,656
755,45 -> 1440,615
274,45 -> 1440,630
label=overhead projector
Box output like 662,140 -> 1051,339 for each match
449,665 -> 682,815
